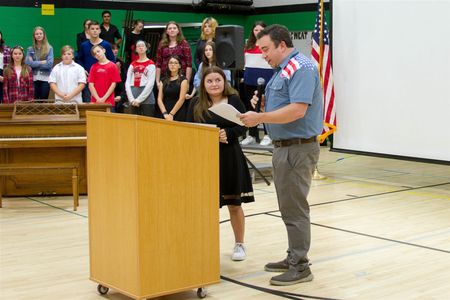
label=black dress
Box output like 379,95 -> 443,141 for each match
158,75 -> 187,121
187,94 -> 255,208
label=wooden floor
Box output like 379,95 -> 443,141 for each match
1,148 -> 449,300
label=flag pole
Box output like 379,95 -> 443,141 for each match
314,0 -> 327,180
317,0 -> 336,144
318,0 -> 324,85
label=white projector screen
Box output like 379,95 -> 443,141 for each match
332,0 -> 450,162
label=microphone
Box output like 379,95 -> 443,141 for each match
255,77 -> 265,112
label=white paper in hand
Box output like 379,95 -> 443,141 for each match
208,103 -> 244,126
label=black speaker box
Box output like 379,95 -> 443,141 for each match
215,25 -> 244,70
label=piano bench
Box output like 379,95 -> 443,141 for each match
0,163 -> 80,211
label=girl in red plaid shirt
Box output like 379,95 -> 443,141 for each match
2,46 -> 34,103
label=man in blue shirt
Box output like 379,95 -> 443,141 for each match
240,24 -> 323,286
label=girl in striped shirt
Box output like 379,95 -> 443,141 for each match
240,21 -> 274,146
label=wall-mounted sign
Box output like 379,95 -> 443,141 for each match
41,4 -> 55,16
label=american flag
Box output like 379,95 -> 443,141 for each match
311,0 -> 336,143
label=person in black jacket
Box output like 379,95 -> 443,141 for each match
124,19 -> 145,64
76,19 -> 91,53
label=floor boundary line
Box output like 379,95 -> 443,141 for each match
310,181 -> 450,207
221,275 -> 342,300
264,213 -> 450,254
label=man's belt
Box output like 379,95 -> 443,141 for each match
272,137 -> 317,148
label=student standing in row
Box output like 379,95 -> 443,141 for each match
78,21 -> 115,102
88,45 -> 121,110
0,30 -> 11,103
100,10 -> 122,47
2,46 -> 34,103
125,41 -> 156,117
111,43 -> 128,113
49,46 -> 86,103
76,19 -> 92,52
157,55 -> 188,121
188,41 -> 231,98
155,21 -> 192,85
124,19 -> 145,64
26,26 -> 54,99
194,17 -> 218,70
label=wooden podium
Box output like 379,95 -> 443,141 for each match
86,112 -> 220,299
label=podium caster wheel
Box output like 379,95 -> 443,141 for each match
97,284 -> 109,295
197,287 -> 207,298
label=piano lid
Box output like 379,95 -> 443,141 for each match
12,100 -> 80,121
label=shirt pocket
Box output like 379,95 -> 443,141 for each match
267,77 -> 289,107
268,78 -> 284,91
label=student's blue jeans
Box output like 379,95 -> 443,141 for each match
34,80 -> 50,99
82,85 -> 91,103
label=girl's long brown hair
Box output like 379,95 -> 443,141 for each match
245,21 -> 267,50
159,21 -> 185,48
193,66 -> 237,123
32,26 -> 50,59
4,46 -> 29,79
202,41 -> 217,67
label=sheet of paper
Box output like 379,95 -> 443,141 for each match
208,103 -> 244,126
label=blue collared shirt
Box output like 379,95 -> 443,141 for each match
264,49 -> 323,140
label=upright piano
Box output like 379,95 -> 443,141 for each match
0,102 -> 111,197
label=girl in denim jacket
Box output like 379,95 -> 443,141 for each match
26,26 -> 54,99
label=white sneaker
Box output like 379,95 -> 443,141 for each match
260,135 -> 272,146
240,136 -> 256,145
231,243 -> 246,261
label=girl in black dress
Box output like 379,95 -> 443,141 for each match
157,55 -> 188,121
186,66 -> 254,261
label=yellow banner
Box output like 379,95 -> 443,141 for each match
41,4 -> 55,16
